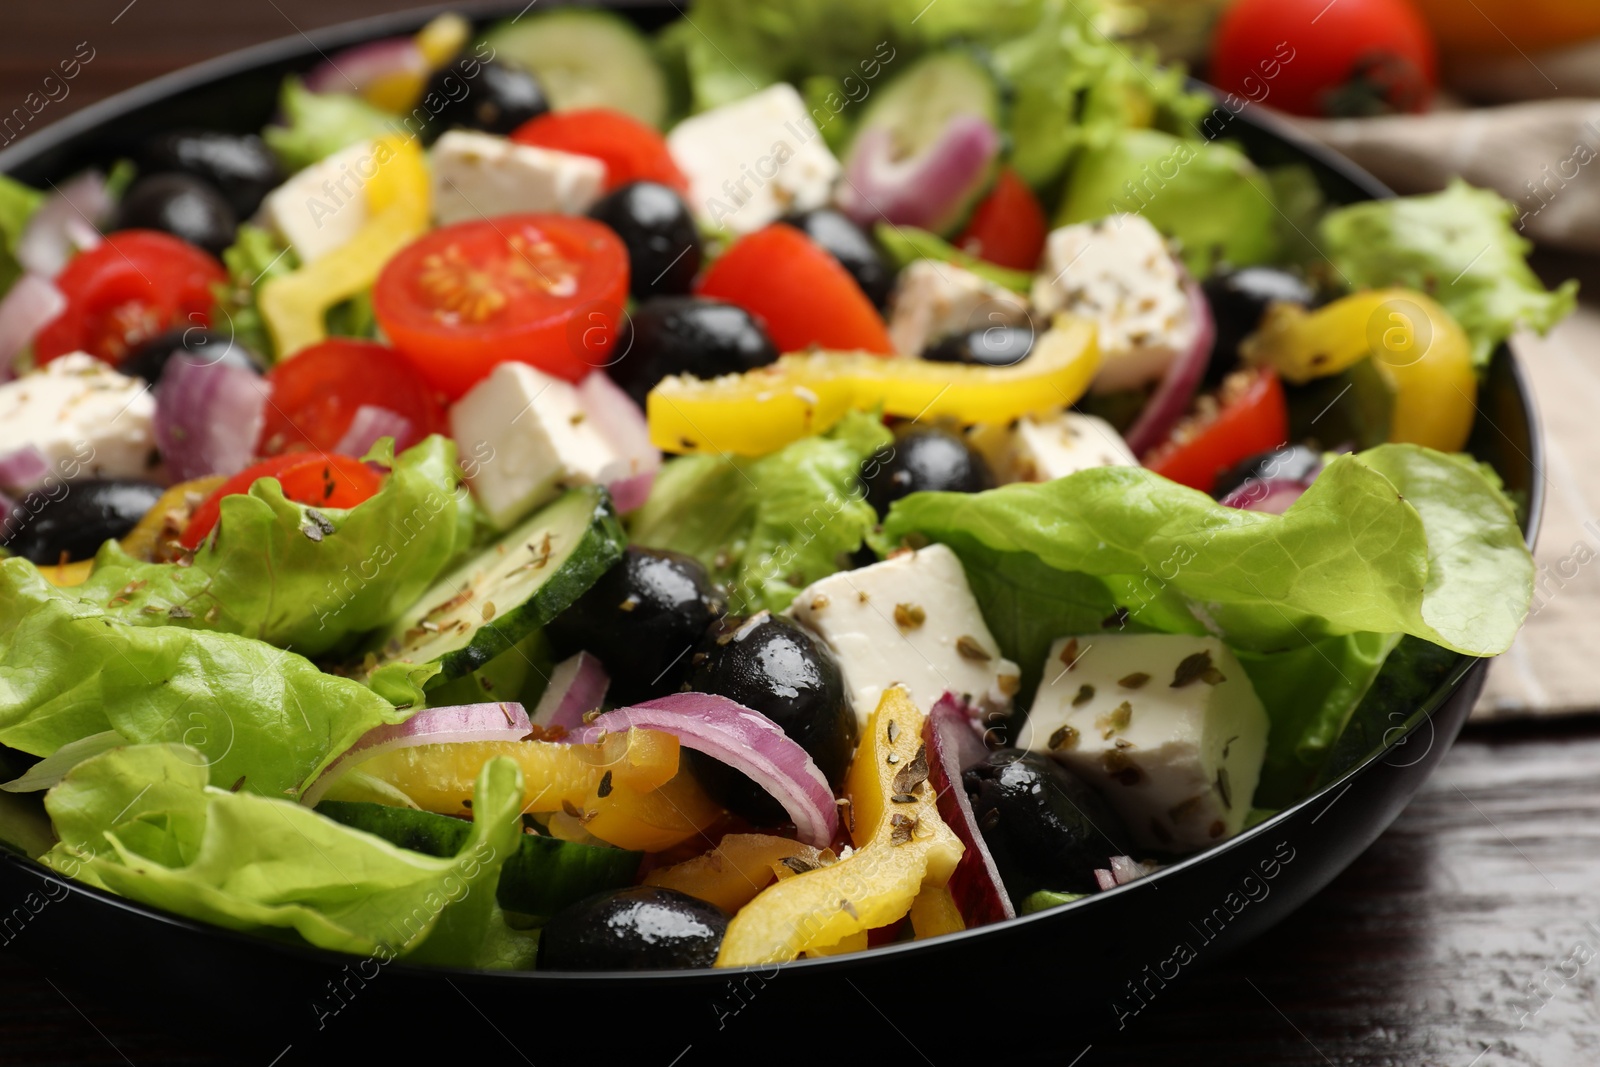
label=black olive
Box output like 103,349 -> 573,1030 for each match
114,173 -> 237,258
688,612 -> 857,822
780,208 -> 894,309
1211,444 -> 1323,501
2,480 -> 165,565
589,182 -> 702,302
608,297 -> 778,409
923,326 -> 1036,367
860,424 -> 994,518
964,749 -> 1132,898
122,328 -> 266,387
546,546 -> 725,706
537,887 -> 728,971
1202,267 -> 1316,388
139,130 -> 283,218
418,54 -> 549,141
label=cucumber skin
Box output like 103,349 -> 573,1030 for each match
481,8 -> 669,129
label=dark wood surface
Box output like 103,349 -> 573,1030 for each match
2,4 -> 1598,1064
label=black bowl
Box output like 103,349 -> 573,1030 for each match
0,4 -> 1543,1060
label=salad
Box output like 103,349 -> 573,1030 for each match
0,0 -> 1567,972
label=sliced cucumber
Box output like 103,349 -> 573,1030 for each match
850,50 -> 1004,162
371,486 -> 625,683
317,801 -> 641,917
482,9 -> 669,128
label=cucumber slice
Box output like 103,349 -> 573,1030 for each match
482,9 -> 669,128
851,50 -> 1003,162
317,800 -> 641,916
372,486 -> 625,683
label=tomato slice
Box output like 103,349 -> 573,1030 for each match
35,230 -> 227,366
373,214 -> 629,396
956,169 -> 1048,272
510,109 -> 689,195
179,453 -> 384,549
257,338 -> 444,456
698,224 -> 894,356
1143,369 -> 1289,494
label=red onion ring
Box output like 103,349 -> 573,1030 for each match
0,274 -> 65,380
18,172 -> 110,278
1219,478 -> 1309,514
836,115 -> 1001,234
577,371 -> 660,513
529,651 -> 610,738
333,405 -> 415,458
0,445 -> 51,494
1125,279 -> 1216,458
303,36 -> 428,98
153,358 -> 271,483
926,693 -> 1014,926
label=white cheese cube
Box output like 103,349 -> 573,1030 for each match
450,363 -> 622,529
1004,412 -> 1137,483
787,543 -> 1021,732
430,130 -> 606,227
667,84 -> 840,235
261,139 -> 380,263
0,354 -> 156,491
1026,633 -> 1269,853
1031,214 -> 1197,394
887,260 -> 1032,356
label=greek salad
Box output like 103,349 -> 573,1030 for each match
0,0 -> 1567,971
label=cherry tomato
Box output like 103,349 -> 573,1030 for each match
698,224 -> 894,356
511,109 -> 689,196
34,230 -> 227,366
179,453 -> 384,549
372,214 -> 630,397
1210,0 -> 1437,118
956,169 -> 1047,272
1143,369 -> 1288,494
257,338 -> 444,456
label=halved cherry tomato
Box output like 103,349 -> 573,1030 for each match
698,224 -> 894,355
372,214 -> 629,396
35,231 -> 226,366
956,169 -> 1048,272
510,108 -> 689,195
1143,368 -> 1288,494
257,338 -> 444,456
179,454 -> 384,549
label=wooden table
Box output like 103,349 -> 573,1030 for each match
3,4 -> 1599,1064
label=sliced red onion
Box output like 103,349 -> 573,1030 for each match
154,358 -> 271,482
1108,855 -> 1149,885
926,693 -> 1014,927
0,445 -> 51,494
529,651 -> 610,738
0,274 -> 66,380
1126,280 -> 1216,457
333,405 -> 415,458
577,372 -> 661,513
837,115 -> 1002,234
302,701 -> 530,806
1093,868 -> 1117,892
304,36 -> 428,98
18,171 -> 111,278
578,693 -> 838,848
1219,478 -> 1308,514
0,488 -> 13,532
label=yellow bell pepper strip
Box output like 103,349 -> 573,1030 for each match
259,134 -> 430,359
119,475 -> 226,562
908,885 -> 966,940
644,834 -> 830,913
714,687 -> 964,966
649,315 -> 1101,457
39,559 -> 93,588
1241,287 -> 1477,452
358,14 -> 472,113
803,930 -> 868,957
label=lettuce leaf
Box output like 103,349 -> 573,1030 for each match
262,78 -> 405,174
0,174 -> 43,293
874,224 -> 1032,293
629,411 -> 890,614
212,223 -> 296,363
1320,180 -> 1579,367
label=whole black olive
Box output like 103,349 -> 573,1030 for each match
608,297 -> 778,409
589,182 -> 702,302
780,208 -> 894,309
923,325 -> 1036,367
964,749 -> 1132,898
419,54 -> 549,141
537,887 -> 728,971
546,546 -> 725,706
860,424 -> 994,518
139,130 -> 283,218
1210,444 -> 1324,501
2,480 -> 165,565
122,328 -> 266,387
1202,267 -> 1316,388
688,612 -> 857,822
114,173 -> 237,258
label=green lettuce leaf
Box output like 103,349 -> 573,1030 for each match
1320,180 -> 1579,367
0,174 -> 43,293
262,78 -> 405,174
874,224 -> 1032,293
630,411 -> 891,614
213,223 -> 297,363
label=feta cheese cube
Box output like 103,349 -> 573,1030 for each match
1025,633 -> 1269,853
261,139 -> 382,263
1031,214 -> 1197,394
0,353 -> 157,491
787,543 -> 1021,731
450,362 -> 622,529
430,130 -> 606,227
887,260 -> 1032,356
1004,412 -> 1137,483
667,84 -> 840,235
